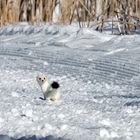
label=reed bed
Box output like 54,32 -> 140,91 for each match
0,0 -> 140,34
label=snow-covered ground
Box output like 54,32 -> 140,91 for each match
0,23 -> 140,140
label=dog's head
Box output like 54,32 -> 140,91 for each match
36,73 -> 48,86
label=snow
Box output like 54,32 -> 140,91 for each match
0,23 -> 140,140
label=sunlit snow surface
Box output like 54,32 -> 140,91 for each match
0,23 -> 140,140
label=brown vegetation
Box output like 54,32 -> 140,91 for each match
0,0 -> 140,34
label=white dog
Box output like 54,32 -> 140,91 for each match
36,73 -> 60,101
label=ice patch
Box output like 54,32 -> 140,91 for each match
43,61 -> 49,66
44,123 -> 54,131
0,117 -> 4,123
28,51 -> 32,56
11,108 -> 19,117
57,114 -> 65,119
110,131 -> 119,138
32,116 -> 39,122
11,92 -> 19,97
23,109 -> 33,117
125,131 -> 133,139
125,108 -> 133,114
100,128 -> 110,138
35,42 -> 42,46
88,58 -> 93,61
99,119 -> 111,126
100,129 -> 119,138
77,110 -> 83,114
106,48 -> 126,55
59,124 -> 68,130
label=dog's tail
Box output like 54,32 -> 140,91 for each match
51,81 -> 60,89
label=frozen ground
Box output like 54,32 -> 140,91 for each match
0,23 -> 140,140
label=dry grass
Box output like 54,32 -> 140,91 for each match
0,0 -> 140,34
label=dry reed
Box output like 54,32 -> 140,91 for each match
0,0 -> 140,34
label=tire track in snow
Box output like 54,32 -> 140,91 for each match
0,44 -> 140,90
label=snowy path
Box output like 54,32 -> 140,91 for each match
0,23 -> 140,140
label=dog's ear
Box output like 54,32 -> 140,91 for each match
51,81 -> 60,89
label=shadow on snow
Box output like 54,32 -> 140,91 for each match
0,135 -> 69,140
